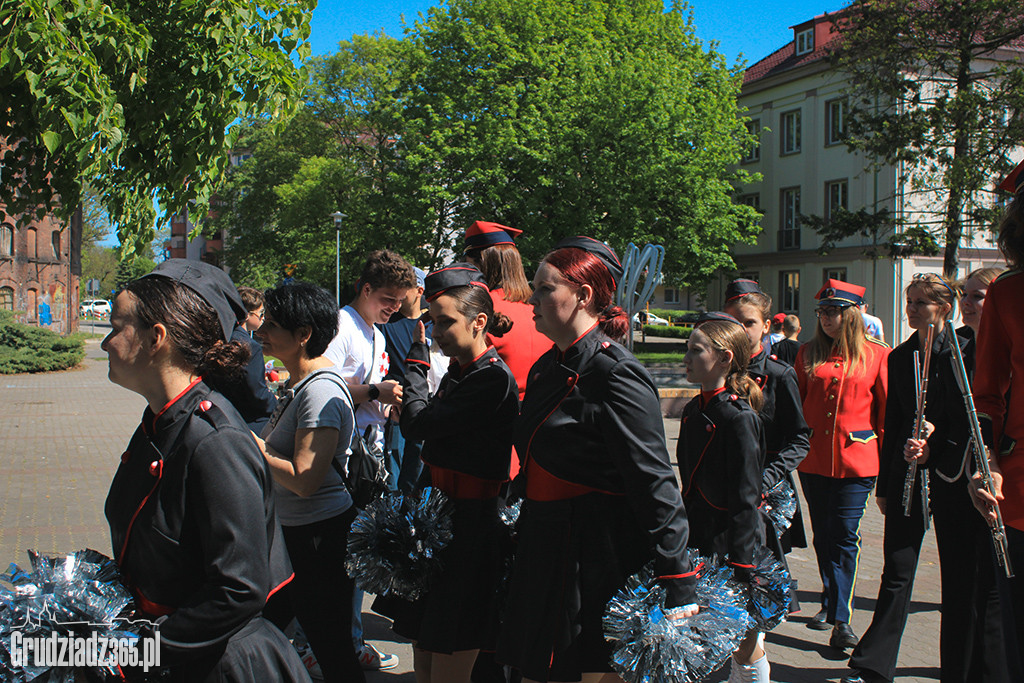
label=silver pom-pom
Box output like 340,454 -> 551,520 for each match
345,487 -> 454,600
744,546 -> 791,632
763,479 -> 797,538
604,555 -> 753,683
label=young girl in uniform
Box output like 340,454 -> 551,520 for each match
498,237 -> 698,683
844,274 -> 1008,683
722,280 -> 810,611
795,280 -> 889,651
392,264 -> 519,683
675,314 -> 769,683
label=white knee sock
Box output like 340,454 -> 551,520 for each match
728,652 -> 771,683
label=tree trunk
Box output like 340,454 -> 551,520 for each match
942,31 -> 975,281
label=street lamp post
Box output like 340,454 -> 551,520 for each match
331,211 -> 347,306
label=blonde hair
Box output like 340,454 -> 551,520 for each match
905,273 -> 957,321
696,319 -> 764,412
961,266 -> 1004,289
803,306 -> 868,376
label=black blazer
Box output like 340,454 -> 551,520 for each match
106,381 -> 292,666
676,390 -> 765,572
877,326 -> 973,497
401,343 -> 518,482
515,326 -> 696,606
748,346 -> 810,492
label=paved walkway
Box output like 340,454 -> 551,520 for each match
0,340 -> 945,682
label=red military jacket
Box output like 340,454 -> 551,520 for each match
795,338 -> 890,478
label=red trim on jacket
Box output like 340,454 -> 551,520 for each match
431,465 -> 503,499
525,455 -> 603,501
133,587 -> 175,617
267,572 -> 294,601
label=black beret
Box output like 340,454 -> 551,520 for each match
724,278 -> 764,302
141,259 -> 245,342
553,236 -> 624,286
424,263 -> 490,302
695,311 -> 744,328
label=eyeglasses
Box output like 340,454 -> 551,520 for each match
816,306 -> 843,318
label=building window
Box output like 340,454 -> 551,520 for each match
825,179 -> 848,221
664,288 -> 680,304
781,110 -> 801,155
26,289 -> 37,321
823,267 -> 847,283
779,271 -> 800,313
826,99 -> 846,145
795,28 -> 814,56
742,119 -> 761,163
739,193 -> 762,225
0,225 -> 11,257
779,187 -> 801,250
737,271 -> 760,283
0,286 -> 12,310
27,228 -> 37,259
51,231 -> 61,260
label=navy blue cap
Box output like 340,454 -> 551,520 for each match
815,278 -> 866,308
725,278 -> 764,302
425,263 -> 489,302
141,259 -> 245,342
553,236 -> 624,286
464,221 -> 522,253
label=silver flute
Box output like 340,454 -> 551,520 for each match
946,328 -> 1014,577
903,323 -> 934,524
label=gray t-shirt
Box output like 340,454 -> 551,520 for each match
261,367 -> 354,526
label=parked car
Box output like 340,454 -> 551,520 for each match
80,299 -> 112,317
632,311 -> 670,330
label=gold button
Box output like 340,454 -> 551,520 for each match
829,395 -> 835,400
831,377 -> 839,384
826,412 -> 832,417
834,363 -> 840,368
825,429 -> 830,435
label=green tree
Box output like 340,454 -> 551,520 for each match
80,245 -> 119,299
0,0 -> 314,257
831,0 -> 1024,278
396,0 -> 759,285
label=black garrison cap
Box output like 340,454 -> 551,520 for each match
424,263 -> 490,302
141,259 -> 245,342
552,236 -> 624,287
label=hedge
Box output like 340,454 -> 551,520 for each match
0,311 -> 86,374
642,324 -> 691,339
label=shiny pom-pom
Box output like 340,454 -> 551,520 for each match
763,479 -> 797,538
744,546 -> 791,632
345,487 -> 454,601
604,555 -> 753,682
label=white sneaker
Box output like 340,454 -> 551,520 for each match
294,640 -> 324,680
357,642 -> 399,671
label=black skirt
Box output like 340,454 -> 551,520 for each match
496,493 -> 650,682
167,616 -> 311,683
377,497 -> 504,654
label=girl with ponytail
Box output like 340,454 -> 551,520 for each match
675,314 -> 770,682
498,238 -> 698,683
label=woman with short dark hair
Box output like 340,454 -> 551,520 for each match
253,280 -> 365,683
102,259 -> 307,681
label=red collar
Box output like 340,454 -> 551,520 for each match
700,386 -> 727,405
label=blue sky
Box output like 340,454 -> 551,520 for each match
308,0 -> 849,68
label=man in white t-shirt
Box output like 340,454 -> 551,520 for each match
323,248 -> 416,672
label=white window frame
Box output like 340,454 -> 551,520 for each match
795,28 -> 814,56
781,110 -> 801,155
826,99 -> 846,145
779,187 -> 801,250
779,270 -> 801,313
742,118 -> 761,163
664,287 -> 680,304
825,179 -> 849,222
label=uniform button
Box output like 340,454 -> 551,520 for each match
826,412 -> 832,417
706,425 -> 713,432
828,394 -> 835,400
834,363 -> 840,368
729,394 -> 738,401
824,429 -> 830,435
831,377 -> 839,384
199,400 -> 213,411
149,461 -> 162,477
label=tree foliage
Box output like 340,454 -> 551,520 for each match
218,0 -> 759,289
0,0 -> 314,257
831,0 -> 1024,278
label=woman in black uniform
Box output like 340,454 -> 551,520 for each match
497,237 -> 698,683
722,280 -> 810,611
102,260 -> 307,682
388,264 -> 519,683
844,273 -> 1005,683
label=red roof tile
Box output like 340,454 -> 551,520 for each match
743,13 -> 843,86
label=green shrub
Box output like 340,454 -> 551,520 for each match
642,324 -> 691,339
648,308 -> 698,323
0,311 -> 86,373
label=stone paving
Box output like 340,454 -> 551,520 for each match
0,340 -> 948,682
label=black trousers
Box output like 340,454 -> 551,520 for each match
997,524 -> 1024,680
265,507 -> 366,683
849,473 -> 1008,682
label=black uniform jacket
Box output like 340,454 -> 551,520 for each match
401,343 -> 518,482
515,326 -> 696,605
876,326 -> 973,497
748,346 -> 810,491
676,390 -> 765,571
771,338 -> 801,367
105,380 -> 293,665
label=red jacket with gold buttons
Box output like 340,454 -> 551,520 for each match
795,338 -> 890,478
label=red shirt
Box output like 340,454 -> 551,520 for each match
488,289 -> 550,403
975,270 -> 1024,530
795,339 -> 889,478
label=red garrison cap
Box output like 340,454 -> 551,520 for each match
464,221 -> 522,253
424,263 -> 490,302
725,278 -> 764,302
772,312 -> 787,324
999,158 -> 1024,194
815,278 -> 866,308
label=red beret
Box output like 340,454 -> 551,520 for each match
464,221 -> 522,252
999,158 -> 1024,194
